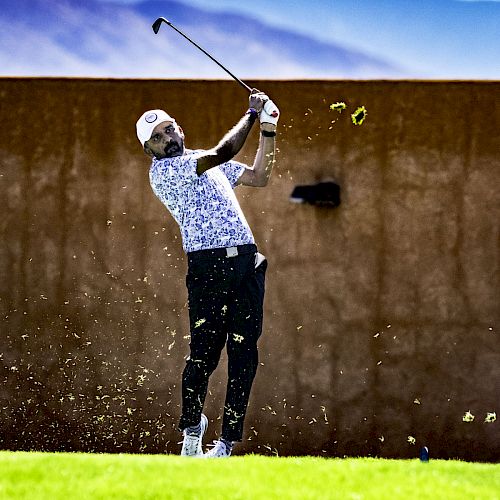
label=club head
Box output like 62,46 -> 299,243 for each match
152,17 -> 169,34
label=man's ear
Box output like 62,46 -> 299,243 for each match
178,126 -> 185,139
143,141 -> 154,158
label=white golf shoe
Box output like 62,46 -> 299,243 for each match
204,439 -> 232,458
180,414 -> 208,457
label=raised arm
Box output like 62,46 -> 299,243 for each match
196,90 -> 268,176
237,100 -> 280,187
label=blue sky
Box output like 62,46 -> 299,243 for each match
101,0 -> 500,78
1,0 -> 498,78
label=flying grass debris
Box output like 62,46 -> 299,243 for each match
351,106 -> 367,125
329,102 -> 367,126
463,411 -> 475,422
485,412 -> 496,423
329,102 -> 346,113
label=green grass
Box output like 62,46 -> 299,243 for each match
0,451 -> 499,500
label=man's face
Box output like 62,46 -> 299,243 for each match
145,121 -> 185,159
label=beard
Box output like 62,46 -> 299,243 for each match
164,138 -> 184,157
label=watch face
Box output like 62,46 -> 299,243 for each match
145,113 -> 158,123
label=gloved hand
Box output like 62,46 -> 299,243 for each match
260,100 -> 280,126
249,88 -> 269,114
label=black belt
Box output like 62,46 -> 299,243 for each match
188,244 -> 257,262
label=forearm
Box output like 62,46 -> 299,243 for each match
251,131 -> 276,186
214,112 -> 256,162
196,111 -> 257,175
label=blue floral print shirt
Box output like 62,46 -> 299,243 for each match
149,149 -> 255,253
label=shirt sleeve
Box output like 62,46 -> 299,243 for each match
219,160 -> 247,188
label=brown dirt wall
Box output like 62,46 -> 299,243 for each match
0,78 -> 499,460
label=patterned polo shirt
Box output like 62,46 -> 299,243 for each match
149,149 -> 255,253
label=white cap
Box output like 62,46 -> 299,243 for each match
136,109 -> 175,146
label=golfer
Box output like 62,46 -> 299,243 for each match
136,89 -> 279,458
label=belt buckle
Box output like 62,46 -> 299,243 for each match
226,246 -> 238,257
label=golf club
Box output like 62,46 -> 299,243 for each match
152,17 -> 253,93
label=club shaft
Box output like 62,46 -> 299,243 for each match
154,18 -> 252,92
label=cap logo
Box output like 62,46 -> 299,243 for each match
145,113 -> 158,123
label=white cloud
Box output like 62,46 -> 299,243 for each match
0,4 -> 397,79
1,0 -> 498,79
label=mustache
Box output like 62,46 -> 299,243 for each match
164,139 -> 183,157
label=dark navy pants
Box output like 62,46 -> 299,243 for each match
178,244 -> 267,442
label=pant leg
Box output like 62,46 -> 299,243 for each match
221,255 -> 267,442
178,257 -> 231,431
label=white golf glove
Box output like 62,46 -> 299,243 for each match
260,100 -> 280,126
